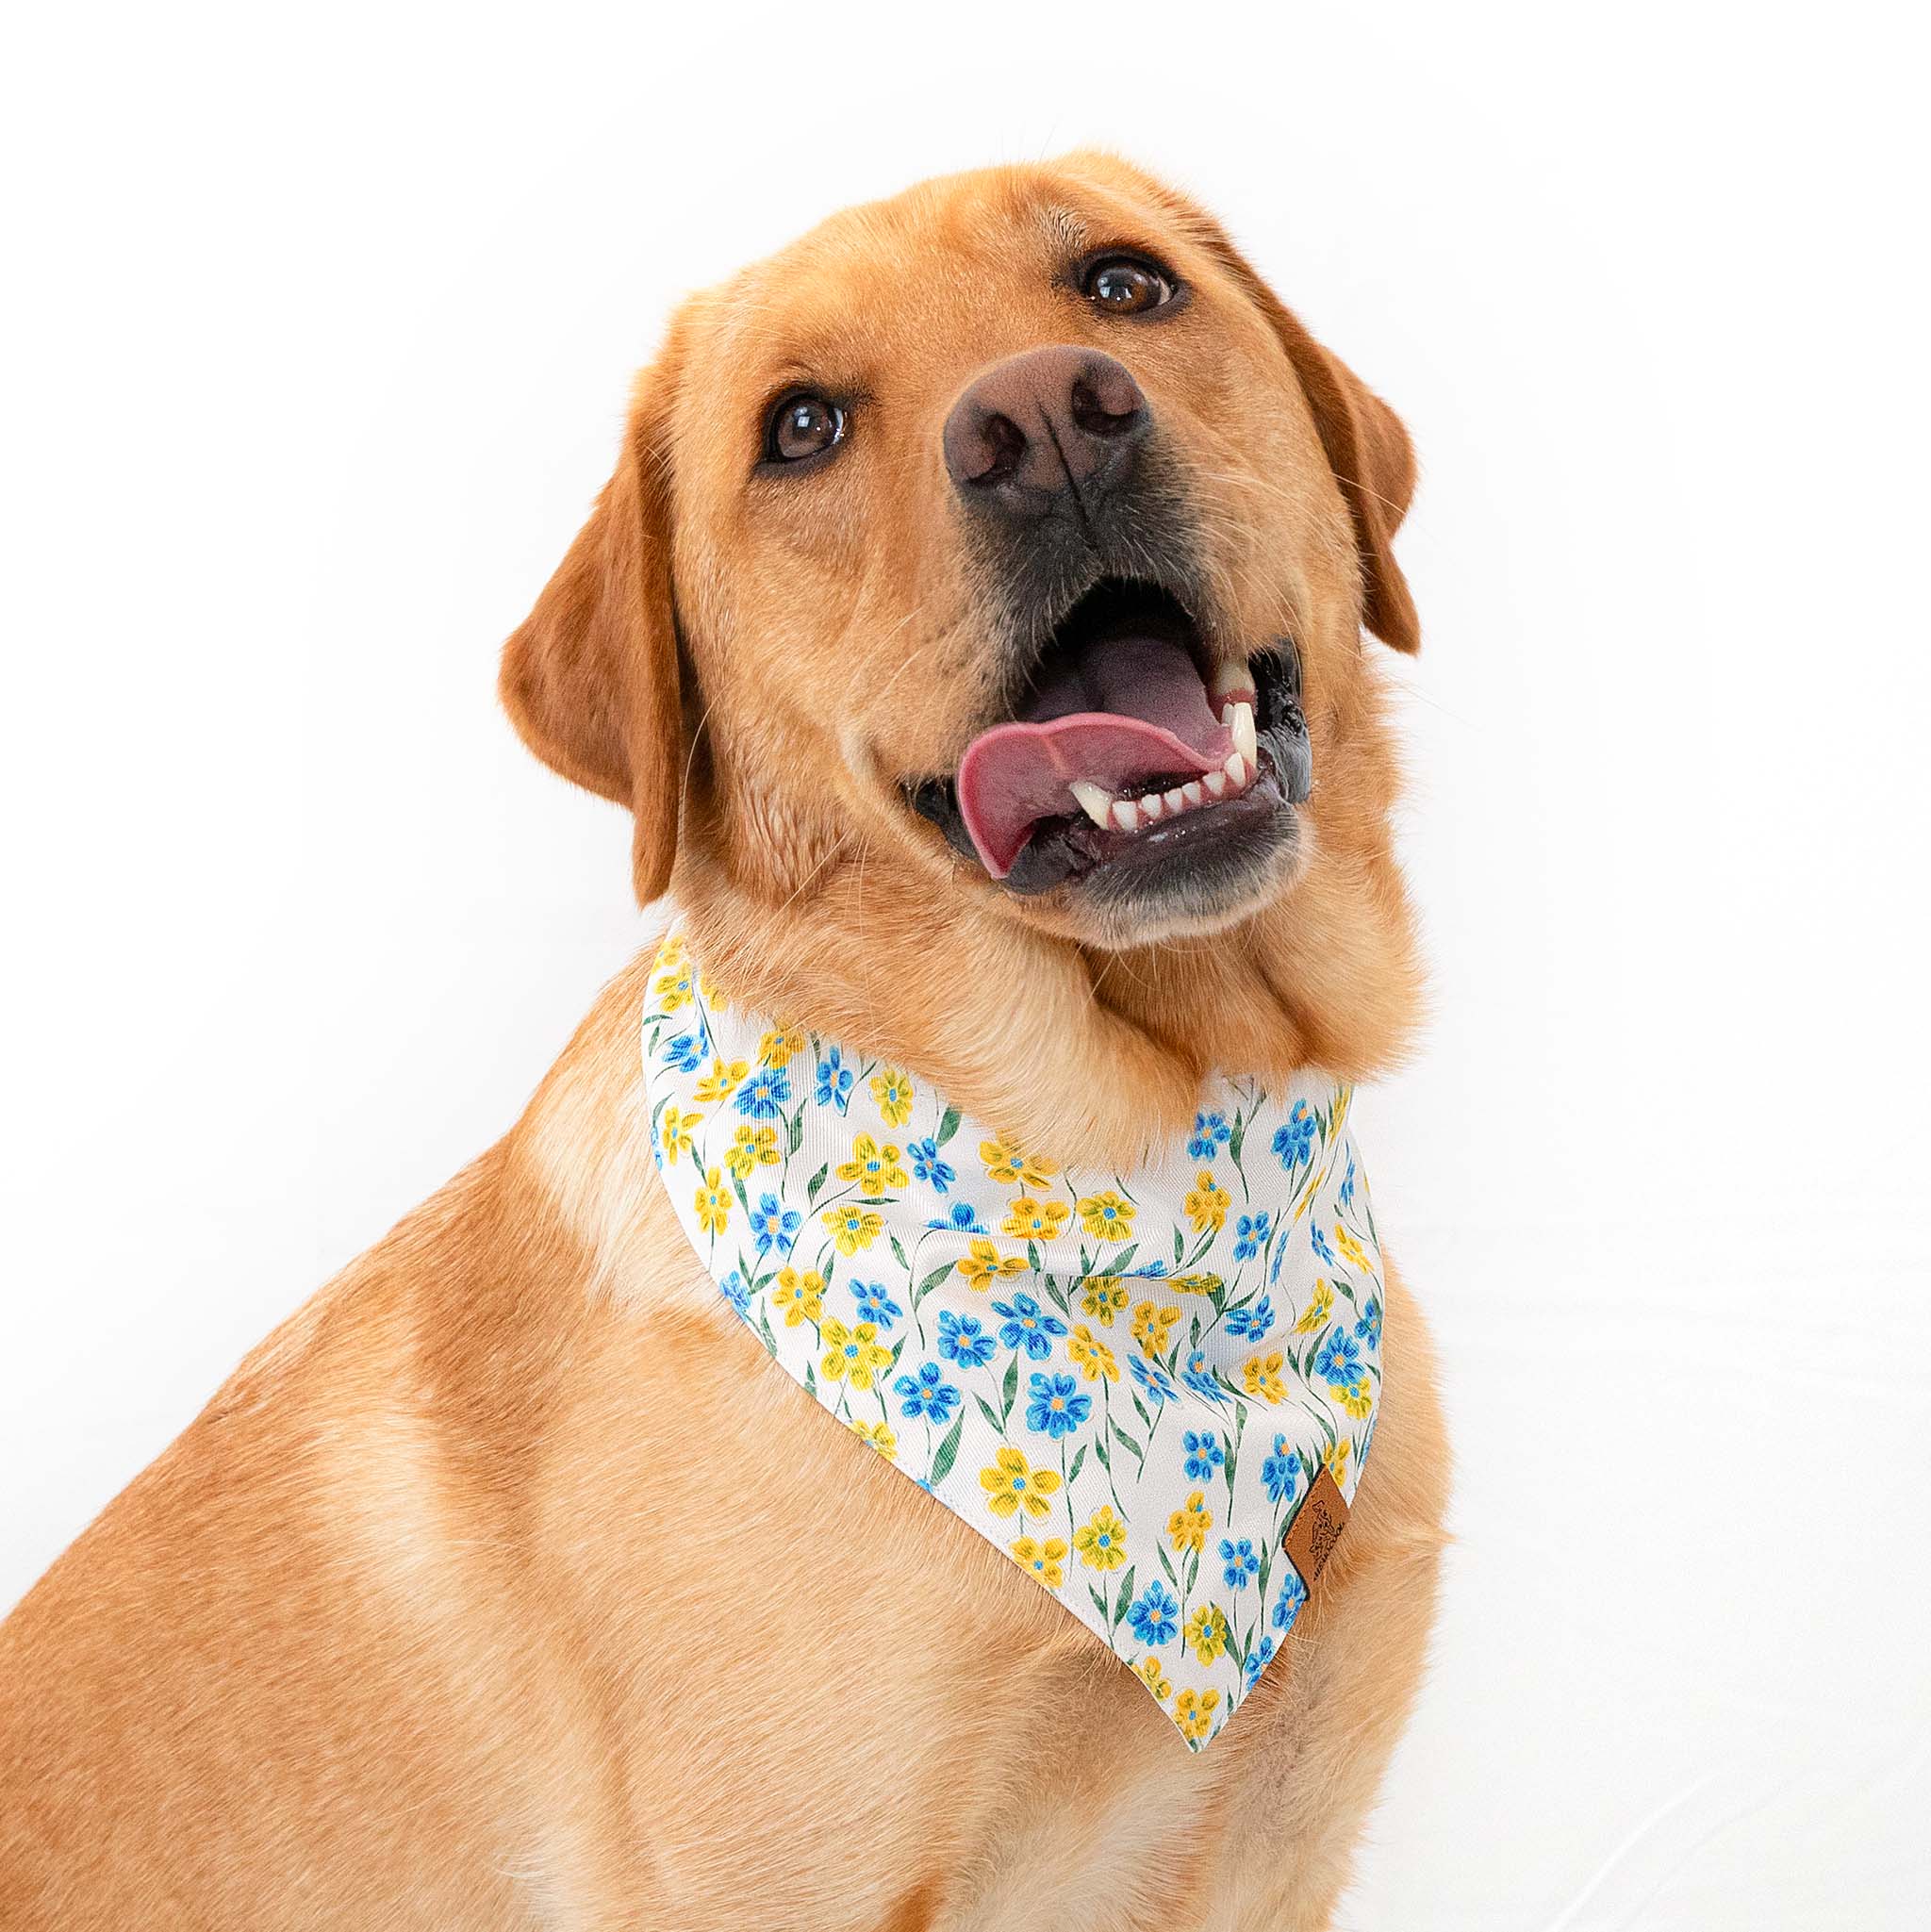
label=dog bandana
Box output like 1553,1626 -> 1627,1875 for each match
642,932 -> 1383,1752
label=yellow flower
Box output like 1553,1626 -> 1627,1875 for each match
1184,1604 -> 1230,1665
1076,1191 -> 1136,1240
1074,1506 -> 1129,1572
692,1056 -> 749,1103
870,1066 -> 915,1127
1010,1536 -> 1067,1588
771,1267 -> 825,1326
696,972 -> 730,1010
657,1103 -> 697,1166
725,1122 -> 780,1181
849,1417 -> 898,1461
1324,1437 -> 1352,1486
980,1138 -> 1058,1188
980,1446 -> 1064,1520
1001,1195 -> 1070,1241
652,964 -> 693,1012
1171,1272 -> 1223,1296
1336,1376 -> 1374,1420
820,1318 -> 893,1391
1335,1225 -> 1374,1274
956,1238 -> 1026,1288
1242,1351 -> 1287,1404
1132,1301 -> 1181,1357
1167,1489 -> 1212,1554
1079,1277 -> 1129,1326
1136,1656 -> 1172,1702
823,1204 -> 883,1254
694,1167 -> 730,1237
1068,1324 -> 1119,1383
1182,1171 -> 1230,1234
757,1023 -> 803,1067
835,1134 -> 908,1192
654,933 -> 686,967
1174,1686 -> 1222,1742
1295,1280 -> 1335,1333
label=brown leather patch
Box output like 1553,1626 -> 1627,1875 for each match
1282,1464 -> 1349,1587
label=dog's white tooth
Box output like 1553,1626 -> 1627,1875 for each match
1164,787 -> 1188,814
1113,799 -> 1142,831
1139,792 -> 1164,820
1209,661 -> 1255,712
1230,701 -> 1258,765
1203,769 -> 1228,799
1069,780 -> 1116,829
1182,781 -> 1205,807
1225,750 -> 1249,788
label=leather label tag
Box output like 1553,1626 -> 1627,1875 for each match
1282,1464 -> 1349,1587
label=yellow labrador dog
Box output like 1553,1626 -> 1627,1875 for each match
2,154 -> 1447,1929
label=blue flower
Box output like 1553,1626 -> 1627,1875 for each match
1232,1213 -> 1271,1263
1225,1294 -> 1275,1341
1127,1580 -> 1180,1647
1244,1634 -> 1278,1687
1261,1433 -> 1302,1504
1186,1110 -> 1232,1160
1354,1296 -> 1382,1350
814,1046 -> 853,1111
928,1200 -> 987,1235
662,1028 -> 707,1072
1130,1355 -> 1176,1405
908,1137 -> 955,1194
1339,1151 -> 1357,1207
718,1268 -> 750,1317
1025,1371 -> 1090,1439
1219,1536 -> 1260,1590
937,1309 -> 996,1369
1310,1223 -> 1335,1266
851,1280 -> 902,1329
1180,1347 -> 1230,1402
1272,1565 -> 1308,1630
1271,1100 -> 1315,1170
1182,1429 -> 1226,1481
992,1294 -> 1068,1361
734,1066 -> 791,1119
894,1361 -> 960,1422
1312,1327 -> 1363,1388
748,1192 -> 801,1258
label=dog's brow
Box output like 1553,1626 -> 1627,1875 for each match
1039,204 -> 1090,253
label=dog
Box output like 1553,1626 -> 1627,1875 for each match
1,152 -> 1448,1929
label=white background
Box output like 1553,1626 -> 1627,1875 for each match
5,4 -> 1927,1924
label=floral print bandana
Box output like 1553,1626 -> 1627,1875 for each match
642,932 -> 1384,1752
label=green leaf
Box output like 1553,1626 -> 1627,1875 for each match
1114,1564 -> 1137,1624
757,1306 -> 779,1359
1088,1584 -> 1111,1623
1000,1355 -> 1019,1424
787,1110 -> 805,1155
1172,1227 -> 1185,1265
1027,1239 -> 1044,1273
1110,1420 -> 1145,1465
889,1234 -> 909,1273
1094,1433 -> 1112,1471
1066,1443 -> 1088,1487
934,1103 -> 962,1148
1109,1243 -> 1137,1275
929,1411 -> 966,1486
1229,1114 -> 1246,1166
805,1163 -> 829,1204
975,1394 -> 1005,1437
914,1263 -> 953,1307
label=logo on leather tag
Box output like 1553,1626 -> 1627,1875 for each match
1282,1465 -> 1349,1586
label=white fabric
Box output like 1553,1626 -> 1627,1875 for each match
641,931 -> 1386,1751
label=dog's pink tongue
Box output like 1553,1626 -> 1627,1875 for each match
956,635 -> 1231,877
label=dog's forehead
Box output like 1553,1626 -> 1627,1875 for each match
690,162 -> 1165,379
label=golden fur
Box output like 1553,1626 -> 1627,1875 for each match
1,155 -> 1448,1928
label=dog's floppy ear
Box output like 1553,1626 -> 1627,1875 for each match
1127,174 -> 1420,654
499,360 -> 685,904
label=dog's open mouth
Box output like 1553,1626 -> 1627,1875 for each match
908,578 -> 1311,897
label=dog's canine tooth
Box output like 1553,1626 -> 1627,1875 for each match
1139,792 -> 1164,821
1209,660 -> 1256,712
1182,781 -> 1205,807
1069,781 -> 1116,829
1230,701 -> 1258,765
1203,769 -> 1228,799
1112,799 -> 1142,831
1225,750 -> 1249,788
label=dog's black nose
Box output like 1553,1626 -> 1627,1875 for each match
943,346 -> 1147,520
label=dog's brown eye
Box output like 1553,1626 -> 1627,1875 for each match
767,392 -> 846,463
1083,256 -> 1175,315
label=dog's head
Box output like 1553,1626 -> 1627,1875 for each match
503,154 -> 1418,1055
